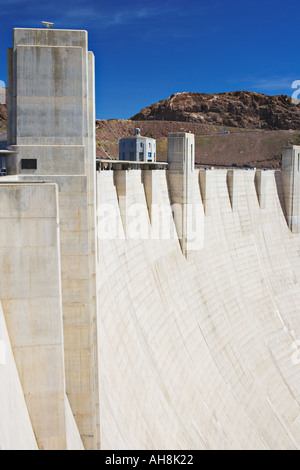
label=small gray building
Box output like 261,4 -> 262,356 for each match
119,128 -> 156,162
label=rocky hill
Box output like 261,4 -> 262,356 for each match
130,91 -> 300,130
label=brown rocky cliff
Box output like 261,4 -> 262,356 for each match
130,91 -> 300,130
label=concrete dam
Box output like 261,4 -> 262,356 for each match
0,28 -> 300,451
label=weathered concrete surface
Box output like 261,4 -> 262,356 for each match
0,300 -> 38,450
167,132 -> 201,256
1,162 -> 300,450
0,183 -> 67,449
5,28 -> 99,450
1,166 -> 299,450
0,181 -> 85,450
96,168 -> 300,450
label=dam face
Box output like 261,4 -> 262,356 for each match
0,28 -> 300,450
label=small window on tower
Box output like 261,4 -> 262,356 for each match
21,159 -> 37,170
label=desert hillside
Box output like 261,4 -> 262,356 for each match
95,119 -> 299,169
95,91 -> 300,168
2,90 -> 300,169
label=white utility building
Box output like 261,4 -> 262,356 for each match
119,128 -> 156,162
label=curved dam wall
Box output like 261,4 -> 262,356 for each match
96,168 -> 300,449
1,166 -> 300,449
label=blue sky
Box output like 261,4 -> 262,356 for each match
1,0 -> 300,119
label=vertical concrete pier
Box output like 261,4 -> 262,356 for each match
282,144 -> 300,233
167,132 -> 202,256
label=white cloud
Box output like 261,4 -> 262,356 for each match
0,80 -> 6,88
